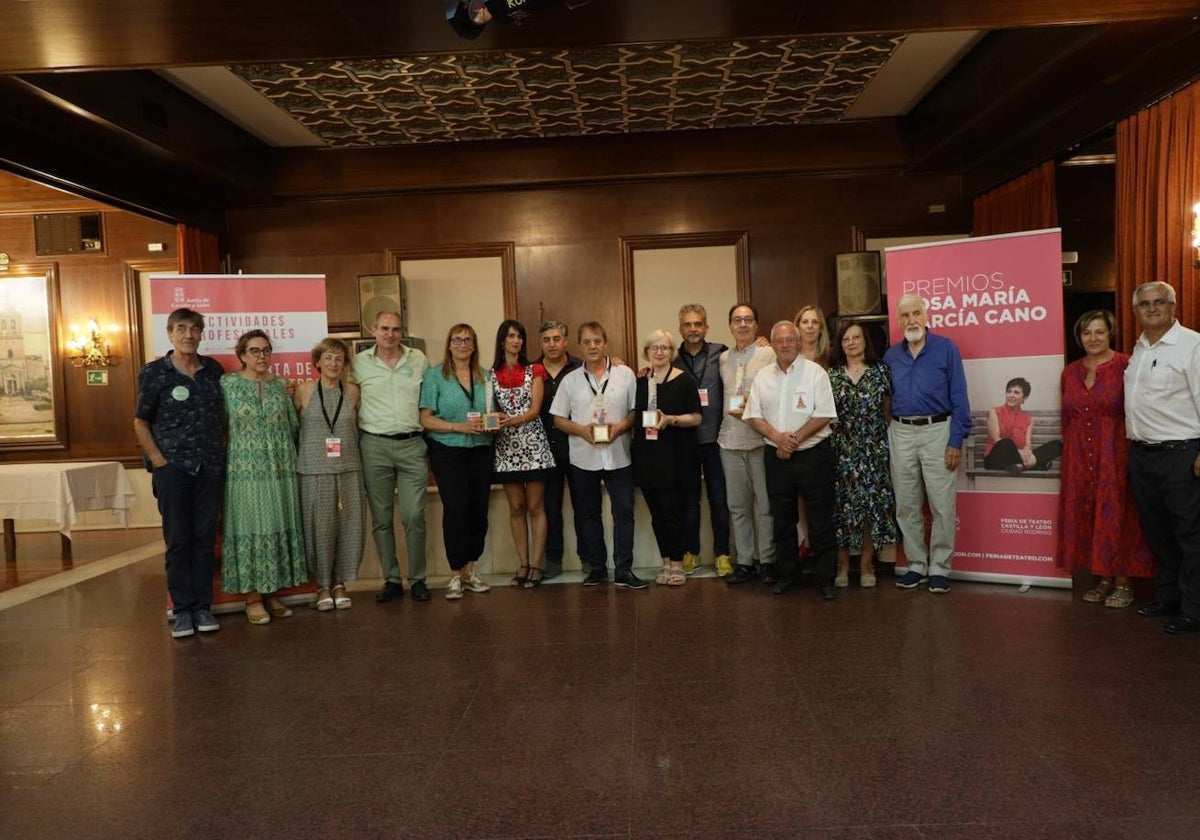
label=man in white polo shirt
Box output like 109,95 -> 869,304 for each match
744,320 -> 839,599
550,321 -> 646,589
1125,280 -> 1200,635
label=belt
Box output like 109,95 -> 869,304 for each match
895,413 -> 950,426
1131,438 -> 1199,451
363,430 -> 423,441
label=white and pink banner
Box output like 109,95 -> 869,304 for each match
147,274 -> 327,378
885,229 -> 1068,586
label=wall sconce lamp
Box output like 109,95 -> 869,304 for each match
1192,202 -> 1200,269
67,319 -> 119,367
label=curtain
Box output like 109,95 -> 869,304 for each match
971,160 -> 1058,237
175,224 -> 222,274
1115,81 -> 1200,351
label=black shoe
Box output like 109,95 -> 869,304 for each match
726,565 -> 755,585
613,571 -> 649,590
772,577 -> 795,595
410,580 -> 431,602
1164,615 -> 1200,635
1138,601 -> 1181,617
543,560 -> 563,580
582,567 -> 608,586
375,581 -> 404,603
759,563 -> 780,585
819,582 -> 837,601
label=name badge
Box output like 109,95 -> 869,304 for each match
794,389 -> 808,410
698,388 -> 709,407
171,385 -> 190,402
325,437 -> 342,458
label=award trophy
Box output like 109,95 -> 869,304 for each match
727,363 -> 746,412
483,372 -> 503,431
591,392 -> 610,442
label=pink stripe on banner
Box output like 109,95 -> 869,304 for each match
148,275 -> 326,312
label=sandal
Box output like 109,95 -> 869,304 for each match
315,588 -> 335,611
1082,580 -> 1114,603
246,599 -> 271,625
332,584 -> 352,610
654,565 -> 671,585
1104,585 -> 1135,609
523,567 -> 544,589
266,597 -> 293,618
511,564 -> 531,587
667,567 -> 687,586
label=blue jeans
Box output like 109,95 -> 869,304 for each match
683,442 -> 729,556
567,465 -> 635,574
152,462 -> 222,613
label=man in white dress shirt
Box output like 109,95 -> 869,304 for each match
550,321 -> 647,589
1125,281 -> 1200,634
744,320 -> 839,599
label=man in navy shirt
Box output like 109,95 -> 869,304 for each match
134,308 -> 226,638
883,294 -> 970,594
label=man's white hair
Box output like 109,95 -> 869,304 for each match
895,293 -> 927,315
1132,281 -> 1176,307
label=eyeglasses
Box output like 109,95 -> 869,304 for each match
245,347 -> 272,357
730,316 -> 756,325
648,345 -> 672,353
1136,298 -> 1172,310
450,336 -> 474,346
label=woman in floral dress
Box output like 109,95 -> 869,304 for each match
220,329 -> 308,624
828,321 -> 898,588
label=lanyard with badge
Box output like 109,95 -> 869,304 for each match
586,360 -> 611,423
318,381 -> 345,458
682,347 -> 711,407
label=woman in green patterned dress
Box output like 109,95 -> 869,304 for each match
221,330 -> 308,624
828,321 -> 899,589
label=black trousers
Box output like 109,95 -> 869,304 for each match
983,437 -> 1063,471
428,440 -> 493,571
642,486 -> 685,563
682,442 -> 730,556
543,459 -> 580,565
152,462 -> 222,613
764,438 -> 836,584
1129,440 -> 1200,619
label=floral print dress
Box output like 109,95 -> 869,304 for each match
829,363 -> 899,551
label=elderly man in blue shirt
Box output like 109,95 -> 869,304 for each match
883,293 -> 971,594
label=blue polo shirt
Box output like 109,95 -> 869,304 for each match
883,331 -> 971,449
135,351 -> 226,474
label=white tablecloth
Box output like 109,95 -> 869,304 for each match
0,461 -> 134,536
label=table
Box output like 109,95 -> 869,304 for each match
0,461 -> 135,564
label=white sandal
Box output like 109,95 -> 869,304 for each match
314,589 -> 335,611
332,585 -> 352,610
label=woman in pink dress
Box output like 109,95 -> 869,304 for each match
1057,310 -> 1154,608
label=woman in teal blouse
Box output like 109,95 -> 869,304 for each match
419,323 -> 495,600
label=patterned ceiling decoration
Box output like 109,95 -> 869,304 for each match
233,34 -> 905,148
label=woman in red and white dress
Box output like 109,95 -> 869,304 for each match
490,320 -> 558,588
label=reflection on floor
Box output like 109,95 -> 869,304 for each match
1,528 -> 162,594
1,543 -> 1198,839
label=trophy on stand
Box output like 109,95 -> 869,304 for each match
591,391 -> 610,442
728,364 -> 747,413
643,376 -> 659,441
483,371 -> 503,431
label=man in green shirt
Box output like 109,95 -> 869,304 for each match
354,311 -> 432,602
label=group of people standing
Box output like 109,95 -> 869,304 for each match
135,278 -> 1200,639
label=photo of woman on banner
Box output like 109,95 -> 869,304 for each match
983,376 -> 1062,473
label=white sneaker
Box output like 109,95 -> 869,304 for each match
445,576 -> 464,600
464,572 -> 490,594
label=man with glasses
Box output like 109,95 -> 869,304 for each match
1125,281 -> 1200,634
744,320 -> 838,598
884,293 -> 971,595
536,320 -> 583,580
134,308 -> 226,638
354,310 -> 432,603
550,321 -> 646,589
719,303 -> 779,585
674,304 -> 732,576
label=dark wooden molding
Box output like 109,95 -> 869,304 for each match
122,259 -> 178,373
619,231 -> 750,364
1,1 -> 1196,73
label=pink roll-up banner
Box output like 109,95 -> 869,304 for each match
884,229 -> 1070,587
148,274 -> 329,610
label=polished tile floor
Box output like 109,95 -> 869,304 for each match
1,546 -> 1199,839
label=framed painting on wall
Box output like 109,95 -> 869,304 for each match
0,263 -> 68,450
